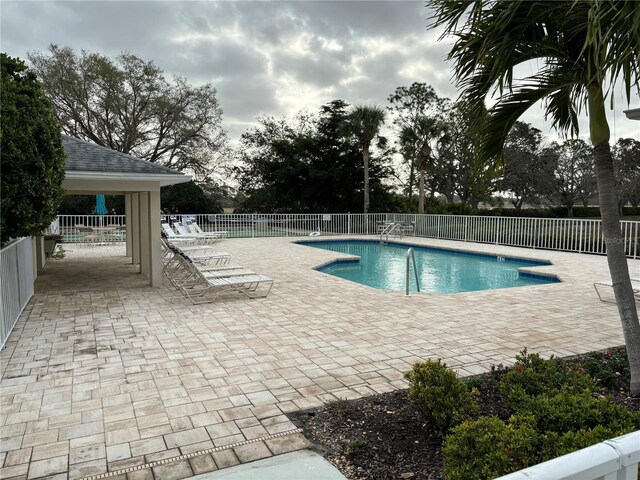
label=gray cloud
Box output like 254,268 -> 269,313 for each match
1,0 -> 637,145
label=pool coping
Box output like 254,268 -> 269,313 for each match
294,237 -> 562,291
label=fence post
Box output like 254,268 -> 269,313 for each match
252,214 -> 256,238
348,212 -> 351,235
366,214 -> 369,236
578,220 -> 584,253
437,215 -> 441,239
464,216 -> 469,242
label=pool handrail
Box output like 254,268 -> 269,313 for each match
406,248 -> 420,296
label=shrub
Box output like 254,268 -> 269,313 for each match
516,390 -> 639,435
442,416 -> 537,480
498,350 -> 595,408
538,425 -> 632,460
405,359 -> 478,436
572,347 -> 630,391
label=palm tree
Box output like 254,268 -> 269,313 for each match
399,116 -> 447,213
343,105 -> 387,213
431,0 -> 640,394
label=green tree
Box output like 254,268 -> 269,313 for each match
612,138 -> 640,210
161,181 -> 222,214
503,122 -> 556,209
399,116 -> 448,213
548,139 -> 596,216
439,103 -> 500,208
29,45 -> 227,179
341,105 -> 387,213
0,53 -> 66,246
236,101 -> 394,213
431,0 -> 640,394
388,83 -> 443,198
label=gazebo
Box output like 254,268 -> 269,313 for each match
58,135 -> 191,286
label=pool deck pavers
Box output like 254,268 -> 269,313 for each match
1,235 -> 639,479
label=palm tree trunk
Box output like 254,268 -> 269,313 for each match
418,168 -> 425,214
363,144 -> 370,214
589,86 -> 640,396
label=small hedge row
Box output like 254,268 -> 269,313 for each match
424,205 -> 640,218
405,350 -> 639,480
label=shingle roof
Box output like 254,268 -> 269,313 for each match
62,135 -> 184,175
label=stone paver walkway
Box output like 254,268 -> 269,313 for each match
1,236 -> 638,479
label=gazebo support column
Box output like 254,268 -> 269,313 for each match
149,191 -> 162,287
124,193 -> 132,257
139,192 -> 150,277
131,193 -> 140,268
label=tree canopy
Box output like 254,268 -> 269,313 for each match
502,122 -> 556,209
236,100 -> 397,213
0,53 -> 66,245
28,45 -> 227,179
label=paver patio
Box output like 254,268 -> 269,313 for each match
1,236 -> 638,479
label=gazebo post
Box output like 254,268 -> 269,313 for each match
139,192 -> 150,277
149,191 -> 162,287
124,193 -> 132,258
131,193 -> 141,269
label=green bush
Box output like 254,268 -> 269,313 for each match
538,425 -> 631,460
442,416 -> 537,480
571,347 -> 630,391
516,390 -> 639,435
405,359 -> 478,436
498,350 -> 595,408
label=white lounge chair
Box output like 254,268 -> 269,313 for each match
594,278 -> 640,303
186,220 -> 228,239
161,223 -> 203,244
173,222 -> 223,242
175,254 -> 273,303
161,240 -> 231,278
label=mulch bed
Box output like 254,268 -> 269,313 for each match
289,346 -> 639,480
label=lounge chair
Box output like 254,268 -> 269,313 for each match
593,278 -> 640,303
174,253 -> 273,304
161,240 -> 231,278
186,220 -> 228,239
161,222 -> 203,244
173,222 -> 223,242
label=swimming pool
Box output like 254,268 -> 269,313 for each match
298,240 -> 558,293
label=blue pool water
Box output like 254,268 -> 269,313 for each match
298,240 -> 558,293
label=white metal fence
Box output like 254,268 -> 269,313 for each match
56,213 -> 640,259
56,214 -> 126,243
496,429 -> 640,480
0,238 -> 34,349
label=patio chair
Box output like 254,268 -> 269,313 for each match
186,220 -> 229,239
175,253 -> 273,304
167,253 -> 249,288
161,222 -> 203,245
161,240 -> 231,277
593,278 -> 640,303
173,222 -> 223,243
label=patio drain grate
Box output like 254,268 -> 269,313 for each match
81,427 -> 304,480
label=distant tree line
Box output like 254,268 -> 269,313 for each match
23,46 -> 640,218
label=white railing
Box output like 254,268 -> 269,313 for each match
496,430 -> 640,480
0,238 -> 35,349
56,215 -> 126,243
56,213 -> 640,259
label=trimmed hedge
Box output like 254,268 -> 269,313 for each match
413,351 -> 639,480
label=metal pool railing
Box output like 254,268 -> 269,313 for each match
55,213 -> 639,259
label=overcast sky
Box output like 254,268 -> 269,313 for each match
2,0 -> 638,144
